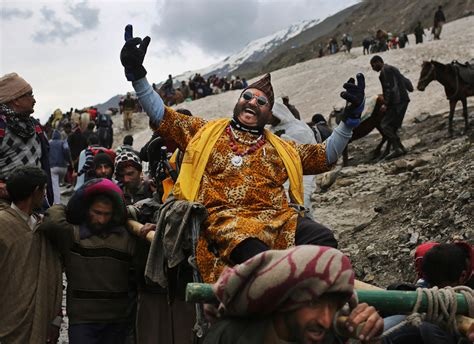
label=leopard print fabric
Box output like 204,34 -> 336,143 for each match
158,107 -> 332,283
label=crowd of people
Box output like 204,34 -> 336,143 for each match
152,72 -> 250,105
1,4 -> 473,344
321,6 -> 447,57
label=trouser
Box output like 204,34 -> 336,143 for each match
434,23 -> 443,39
382,320 -> 461,344
123,110 -> 133,130
381,102 -> 409,145
68,323 -> 128,344
50,166 -> 67,204
136,291 -> 197,344
230,216 -> 337,264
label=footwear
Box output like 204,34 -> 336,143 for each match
385,147 -> 405,160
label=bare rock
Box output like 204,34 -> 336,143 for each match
414,112 -> 431,123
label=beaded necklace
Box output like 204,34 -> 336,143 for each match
225,125 -> 265,167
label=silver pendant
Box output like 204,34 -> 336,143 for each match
231,155 -> 243,167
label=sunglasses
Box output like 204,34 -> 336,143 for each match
242,91 -> 268,107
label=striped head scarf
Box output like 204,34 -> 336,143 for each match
213,245 -> 354,316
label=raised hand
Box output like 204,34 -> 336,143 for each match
340,73 -> 365,128
120,24 -> 151,81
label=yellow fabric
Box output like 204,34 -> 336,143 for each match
169,150 -> 178,169
161,178 -> 175,203
265,131 -> 304,205
174,119 -> 303,205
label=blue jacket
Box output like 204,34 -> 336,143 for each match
49,130 -> 71,168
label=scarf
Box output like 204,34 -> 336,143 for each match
213,245 -> 354,316
173,118 -> 304,205
0,103 -> 36,140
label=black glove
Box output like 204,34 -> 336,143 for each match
120,24 -> 151,81
340,73 -> 365,128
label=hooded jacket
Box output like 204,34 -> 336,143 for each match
49,130 -> 71,168
269,98 -> 316,144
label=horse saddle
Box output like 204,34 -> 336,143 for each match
452,59 -> 474,85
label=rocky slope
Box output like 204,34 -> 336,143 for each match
313,108 -> 473,287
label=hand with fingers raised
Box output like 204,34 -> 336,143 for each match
340,73 -> 365,128
120,24 -> 151,81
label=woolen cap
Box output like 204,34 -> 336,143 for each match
0,73 -> 33,104
93,152 -> 114,169
242,73 -> 274,109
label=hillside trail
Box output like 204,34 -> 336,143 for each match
125,15 -> 474,153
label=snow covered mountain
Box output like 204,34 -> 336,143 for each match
171,18 -> 320,81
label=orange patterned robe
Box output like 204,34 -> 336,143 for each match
158,107 -> 332,283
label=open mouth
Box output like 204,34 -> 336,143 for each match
305,329 -> 325,342
243,107 -> 257,116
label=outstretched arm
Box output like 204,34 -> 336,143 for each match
133,78 -> 165,127
120,24 -> 165,126
325,73 -> 366,164
297,74 -> 365,173
325,122 -> 353,164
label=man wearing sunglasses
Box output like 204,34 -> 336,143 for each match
120,25 -> 365,285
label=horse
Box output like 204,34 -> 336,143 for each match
329,95 -> 387,166
158,87 -> 185,106
417,60 -> 473,136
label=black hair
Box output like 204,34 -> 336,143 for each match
422,244 -> 468,287
370,55 -> 384,64
6,166 -> 47,203
123,135 -> 134,146
176,108 -> 193,116
89,194 -> 114,207
88,133 -> 99,145
311,114 -> 326,124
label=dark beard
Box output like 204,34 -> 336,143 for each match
233,102 -> 261,119
86,218 -> 111,235
232,102 -> 265,134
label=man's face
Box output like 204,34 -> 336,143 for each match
11,91 -> 36,115
233,88 -> 272,128
121,166 -> 142,190
282,294 -> 344,344
95,164 -> 113,179
371,61 -> 383,72
32,185 -> 46,209
87,200 -> 113,233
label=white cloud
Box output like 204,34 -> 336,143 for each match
0,0 -> 358,123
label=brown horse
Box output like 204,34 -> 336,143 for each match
158,88 -> 185,106
329,95 -> 387,166
417,60 -> 473,136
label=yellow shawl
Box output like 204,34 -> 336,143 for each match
173,119 -> 304,205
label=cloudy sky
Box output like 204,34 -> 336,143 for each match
0,0 -> 358,123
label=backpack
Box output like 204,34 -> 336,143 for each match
89,146 -> 116,161
97,113 -> 110,127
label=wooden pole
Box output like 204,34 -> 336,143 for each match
127,219 -> 156,242
185,283 -> 474,336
